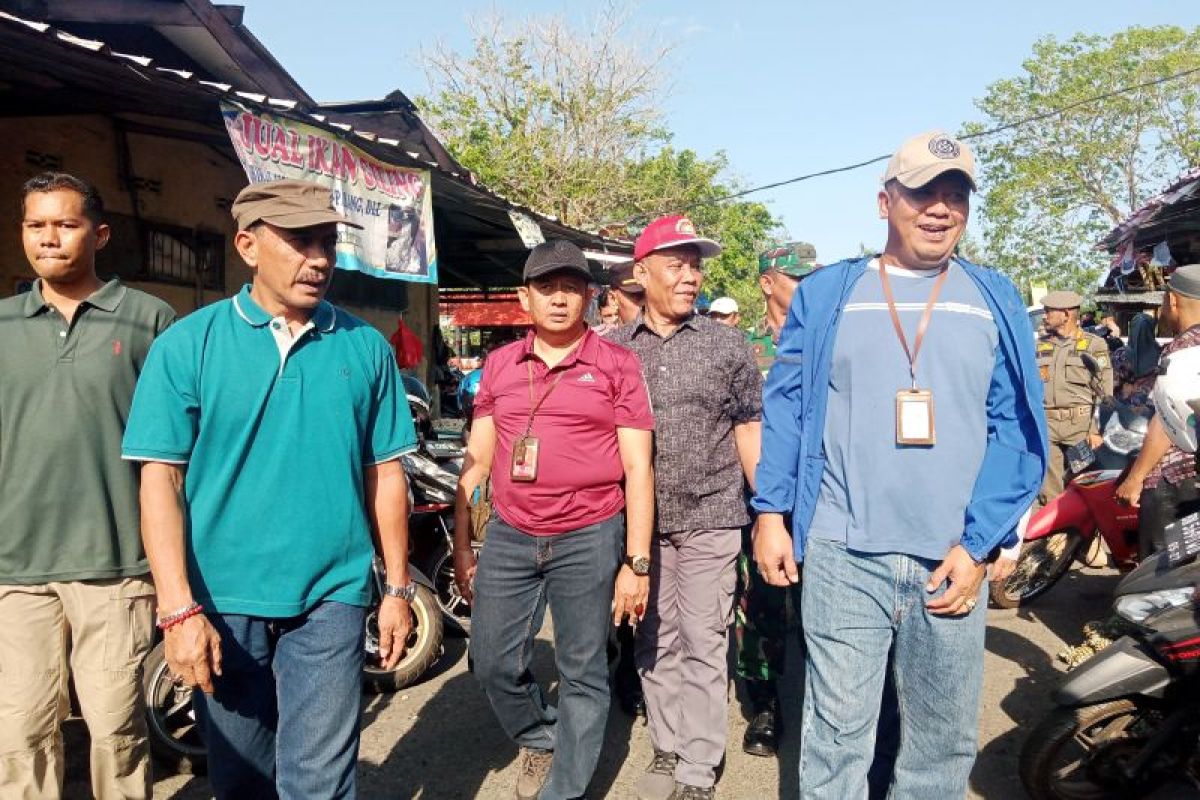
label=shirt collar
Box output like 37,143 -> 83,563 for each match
232,284 -> 336,333
22,278 -> 126,317
517,327 -> 597,368
631,311 -> 699,339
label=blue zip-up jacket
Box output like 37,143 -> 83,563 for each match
750,256 -> 1049,563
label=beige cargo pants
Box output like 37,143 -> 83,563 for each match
0,576 -> 155,800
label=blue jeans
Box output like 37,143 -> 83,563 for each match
194,601 -> 366,800
798,538 -> 987,799
470,513 -> 624,800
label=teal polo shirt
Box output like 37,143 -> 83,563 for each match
122,285 -> 417,617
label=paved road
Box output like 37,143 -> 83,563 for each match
64,564 -> 1123,799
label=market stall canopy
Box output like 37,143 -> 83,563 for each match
0,2 -> 631,289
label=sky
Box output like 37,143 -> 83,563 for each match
239,1 -> 1200,263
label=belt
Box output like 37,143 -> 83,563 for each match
1046,406 -> 1091,421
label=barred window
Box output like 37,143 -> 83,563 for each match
97,213 -> 225,291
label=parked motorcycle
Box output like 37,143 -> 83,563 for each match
990,404 -> 1147,609
1019,550 -> 1200,799
143,558 -> 443,774
402,447 -> 478,633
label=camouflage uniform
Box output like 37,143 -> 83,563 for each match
736,243 -> 818,694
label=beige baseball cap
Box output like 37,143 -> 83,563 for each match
882,130 -> 977,192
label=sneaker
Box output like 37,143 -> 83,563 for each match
670,783 -> 716,800
636,749 -> 678,800
515,748 -> 553,800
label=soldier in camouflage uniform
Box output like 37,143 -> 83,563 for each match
737,242 -> 818,757
1037,290 -> 1114,505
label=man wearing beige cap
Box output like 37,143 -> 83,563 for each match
123,179 -> 419,798
753,131 -> 1047,797
1037,289 -> 1114,504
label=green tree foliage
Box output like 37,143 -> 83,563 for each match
416,5 -> 778,308
966,26 -> 1200,296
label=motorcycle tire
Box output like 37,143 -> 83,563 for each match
142,641 -> 207,775
989,530 -> 1084,609
363,582 -> 444,693
1019,699 -> 1164,800
424,540 -> 480,635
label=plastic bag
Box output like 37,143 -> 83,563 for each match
390,319 -> 424,369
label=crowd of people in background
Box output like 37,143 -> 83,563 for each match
2,126 -> 1196,800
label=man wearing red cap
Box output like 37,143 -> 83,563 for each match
610,216 -> 763,800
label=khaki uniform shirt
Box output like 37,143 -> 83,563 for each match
1037,328 -> 1113,442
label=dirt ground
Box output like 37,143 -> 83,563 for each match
62,563 -> 1127,799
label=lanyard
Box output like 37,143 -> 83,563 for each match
523,360 -> 564,437
878,261 -> 949,390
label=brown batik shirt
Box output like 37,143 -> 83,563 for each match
609,313 -> 763,533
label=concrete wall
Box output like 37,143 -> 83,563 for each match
1,112 -> 437,386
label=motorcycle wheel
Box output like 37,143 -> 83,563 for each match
363,582 -> 444,693
990,530 -> 1084,609
1019,699 -> 1169,800
142,641 -> 207,774
425,541 -> 480,634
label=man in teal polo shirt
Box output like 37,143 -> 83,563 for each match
0,172 -> 174,799
123,179 -> 418,799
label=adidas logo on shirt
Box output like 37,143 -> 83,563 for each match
578,372 -> 596,383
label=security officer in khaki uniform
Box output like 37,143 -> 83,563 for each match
1037,289 -> 1114,504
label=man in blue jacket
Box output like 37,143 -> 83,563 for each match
751,130 -> 1047,798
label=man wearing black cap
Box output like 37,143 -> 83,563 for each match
1037,289 -> 1114,504
453,240 -> 654,800
123,179 -> 419,798
609,260 -> 645,324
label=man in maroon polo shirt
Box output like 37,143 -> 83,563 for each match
453,239 -> 655,800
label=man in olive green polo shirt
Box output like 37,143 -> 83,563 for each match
0,172 -> 175,798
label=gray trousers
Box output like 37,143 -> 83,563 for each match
635,527 -> 741,788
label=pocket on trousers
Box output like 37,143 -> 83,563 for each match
713,557 -> 739,632
103,576 -> 156,671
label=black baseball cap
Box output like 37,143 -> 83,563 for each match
522,239 -> 594,283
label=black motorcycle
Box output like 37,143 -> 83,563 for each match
1020,550 -> 1200,798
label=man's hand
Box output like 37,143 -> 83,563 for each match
613,565 -> 649,625
164,614 -> 223,694
376,595 -> 412,670
1088,432 -> 1104,451
926,545 -> 987,616
453,544 -> 478,605
753,513 -> 798,587
1116,473 -> 1145,507
989,556 -> 1017,584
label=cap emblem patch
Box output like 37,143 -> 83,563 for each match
675,218 -> 696,235
928,136 -> 960,159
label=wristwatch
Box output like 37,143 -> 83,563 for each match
625,555 -> 651,576
382,581 -> 417,601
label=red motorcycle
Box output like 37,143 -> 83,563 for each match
990,468 -> 1141,609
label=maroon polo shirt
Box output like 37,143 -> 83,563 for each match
474,328 -> 654,535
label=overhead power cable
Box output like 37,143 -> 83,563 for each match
642,63 -> 1200,219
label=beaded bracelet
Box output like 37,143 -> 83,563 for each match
156,602 -> 204,631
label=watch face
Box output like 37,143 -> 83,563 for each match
630,556 -> 651,576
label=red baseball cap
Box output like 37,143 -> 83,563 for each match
634,215 -> 722,262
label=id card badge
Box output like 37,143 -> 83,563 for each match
896,389 -> 936,446
510,435 -> 540,482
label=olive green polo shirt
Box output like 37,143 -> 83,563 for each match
0,279 -> 175,584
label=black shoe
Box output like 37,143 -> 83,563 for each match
742,704 -> 781,757
617,679 -> 646,717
